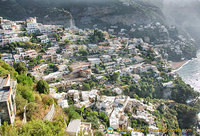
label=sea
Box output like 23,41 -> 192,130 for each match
177,51 -> 200,92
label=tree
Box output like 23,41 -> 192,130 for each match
82,83 -> 90,91
89,29 -> 105,44
20,120 -> 67,136
27,73 -> 35,82
20,27 -> 26,31
26,102 -> 39,121
68,66 -> 73,73
15,94 -> 27,114
99,112 -> 109,127
94,130 -> 105,136
89,81 -> 95,89
174,103 -> 199,129
64,38 -> 72,44
22,90 -> 35,102
53,33 -> 60,41
78,48 -> 88,56
171,78 -> 199,104
0,60 -> 18,78
17,74 -> 33,86
85,112 -> 100,129
0,122 -> 18,136
0,119 -> 67,136
14,62 -> 28,74
64,106 -> 81,120
36,80 -> 50,94
80,105 -> 85,117
110,72 -> 120,82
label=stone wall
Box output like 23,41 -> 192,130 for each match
43,104 -> 55,121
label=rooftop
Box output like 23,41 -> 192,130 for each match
0,75 -> 11,102
66,119 -> 81,133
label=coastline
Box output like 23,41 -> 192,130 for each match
169,60 -> 191,72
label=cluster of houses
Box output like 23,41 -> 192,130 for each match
101,21 -> 196,61
0,17 -> 182,135
0,17 -> 61,46
50,87 -> 161,135
1,48 -> 38,65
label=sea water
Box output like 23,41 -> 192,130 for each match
177,51 -> 200,92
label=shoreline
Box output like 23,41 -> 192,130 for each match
169,60 -> 191,72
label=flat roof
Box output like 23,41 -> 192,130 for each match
0,76 -> 10,102
66,119 -> 81,133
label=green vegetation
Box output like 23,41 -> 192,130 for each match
0,119 -> 67,136
109,72 -> 120,82
101,89 -> 117,96
64,38 -> 73,44
82,83 -> 91,91
18,32 -> 28,37
64,105 -> 109,130
94,130 -> 105,136
89,29 -> 105,44
0,60 -> 18,78
14,62 -> 28,74
53,33 -> 60,41
68,66 -> 73,73
0,60 -> 68,135
174,103 -> 199,129
2,41 -> 39,51
36,80 -> 50,94
171,78 -> 199,104
78,48 -> 88,56
17,74 -> 33,86
64,106 -> 81,120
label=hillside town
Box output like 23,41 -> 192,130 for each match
0,17 -> 199,136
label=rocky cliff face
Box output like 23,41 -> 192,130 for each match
66,0 -> 165,28
0,0 -> 73,27
0,0 -> 165,28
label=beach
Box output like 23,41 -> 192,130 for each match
169,60 -> 190,71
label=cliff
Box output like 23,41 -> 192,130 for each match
0,0 -> 165,28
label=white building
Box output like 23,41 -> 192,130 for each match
66,119 -> 81,136
37,35 -> 49,43
109,109 -> 120,129
27,23 -> 39,33
25,49 -> 38,58
88,58 -> 101,66
8,37 -> 30,43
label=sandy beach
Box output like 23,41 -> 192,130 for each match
169,60 -> 190,71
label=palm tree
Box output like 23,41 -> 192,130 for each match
80,105 -> 85,118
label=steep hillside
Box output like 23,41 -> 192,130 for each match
162,0 -> 200,44
0,0 -> 165,28
0,0 -> 73,27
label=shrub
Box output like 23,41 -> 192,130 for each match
36,80 -> 50,94
42,95 -> 54,106
17,74 -> 33,86
15,94 -> 27,114
26,103 -> 39,121
64,106 -> 80,120
34,94 -> 42,103
17,84 -> 30,93
94,130 -> 105,136
22,90 -> 35,102
82,83 -> 90,91
14,62 -> 28,74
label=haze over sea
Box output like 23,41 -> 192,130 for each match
177,50 -> 200,92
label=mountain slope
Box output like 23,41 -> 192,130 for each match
0,0 -> 165,28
